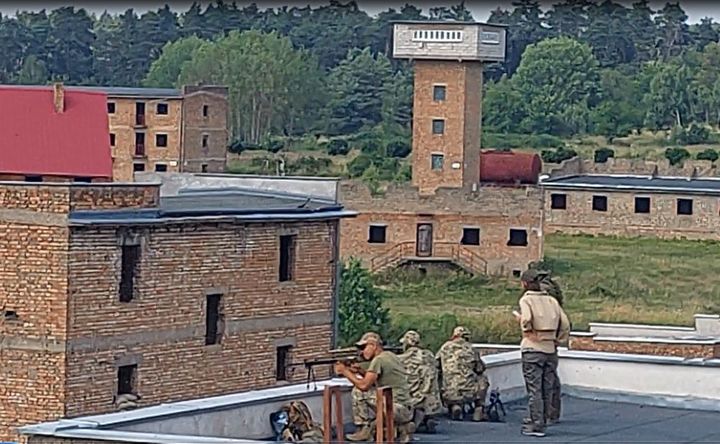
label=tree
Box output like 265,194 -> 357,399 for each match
338,258 -> 390,346
644,61 -> 692,129
177,30 -> 325,143
513,37 -> 601,136
655,3 -> 691,60
46,7 -> 95,83
690,17 -> 719,51
16,55 -> 48,84
664,147 -> 690,166
143,36 -> 206,87
381,67 -> 413,130
483,75 -> 526,133
325,47 -> 393,135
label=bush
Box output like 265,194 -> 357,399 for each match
671,124 -> 712,145
541,147 -> 578,164
262,136 -> 285,153
386,139 -> 411,158
287,156 -> 332,176
326,139 -> 350,156
664,147 -> 690,166
228,139 -> 262,154
594,147 -> 615,163
696,148 -> 719,162
338,258 -> 391,346
347,153 -> 374,177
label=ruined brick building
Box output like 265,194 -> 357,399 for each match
0,84 -> 112,183
340,21 -> 544,275
0,181 -> 353,441
95,85 -> 229,181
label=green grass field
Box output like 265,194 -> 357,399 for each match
379,234 -> 720,351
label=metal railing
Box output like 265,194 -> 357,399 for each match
370,241 -> 488,275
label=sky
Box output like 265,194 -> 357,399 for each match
1,1 -> 719,23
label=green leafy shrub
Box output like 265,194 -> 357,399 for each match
338,258 -> 391,346
664,147 -> 690,166
541,147 -> 578,163
594,147 -> 615,163
327,139 -> 350,156
386,139 -> 411,158
696,148 -> 719,162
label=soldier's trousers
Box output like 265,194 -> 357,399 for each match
547,353 -> 561,421
521,351 -> 556,431
351,387 -> 412,427
441,374 -> 489,407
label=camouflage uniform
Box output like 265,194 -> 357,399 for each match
536,269 -> 564,423
279,400 -> 325,443
436,326 -> 489,421
398,330 -> 442,432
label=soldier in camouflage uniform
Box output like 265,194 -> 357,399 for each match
279,400 -> 325,443
397,330 -> 442,433
436,326 -> 489,422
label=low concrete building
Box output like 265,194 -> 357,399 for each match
542,174 -> 720,240
0,179 -> 354,442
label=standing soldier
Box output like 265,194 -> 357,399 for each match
436,326 -> 489,422
397,330 -> 442,433
514,269 -> 570,437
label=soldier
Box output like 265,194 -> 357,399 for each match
349,358 -> 375,441
528,263 -> 565,424
397,330 -> 442,433
436,326 -> 489,422
514,269 -> 570,437
336,332 -> 415,443
278,400 -> 324,443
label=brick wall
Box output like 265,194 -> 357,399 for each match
0,174 -> 110,183
412,60 -> 482,194
108,97 -> 183,181
569,335 -> 719,359
546,157 -> 719,178
69,185 -> 160,211
339,180 -> 543,275
180,87 -> 229,173
63,220 -> 336,417
0,185 -> 71,442
544,188 -> 720,239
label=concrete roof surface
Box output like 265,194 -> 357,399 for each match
415,396 -> 720,443
542,174 -> 720,194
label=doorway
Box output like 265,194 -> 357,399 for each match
416,223 -> 433,257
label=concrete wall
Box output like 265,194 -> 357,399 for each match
546,157 -> 720,178
134,172 -> 340,202
392,23 -> 505,62
544,187 -> 720,239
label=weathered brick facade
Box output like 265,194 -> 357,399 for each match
0,183 -> 338,441
107,87 -> 229,181
569,335 -> 720,359
339,181 -> 544,275
412,60 -> 482,195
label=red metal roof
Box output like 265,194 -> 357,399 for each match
479,150 -> 541,185
0,85 -> 112,178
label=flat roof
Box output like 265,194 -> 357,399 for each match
392,20 -> 507,27
69,188 -> 355,225
4,84 -> 183,99
419,396 -> 720,443
542,174 -> 720,196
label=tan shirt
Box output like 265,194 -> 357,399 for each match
518,290 -> 570,354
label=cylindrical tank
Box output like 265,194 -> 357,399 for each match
479,150 -> 542,185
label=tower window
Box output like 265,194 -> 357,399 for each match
156,103 -> 168,115
432,119 -> 445,135
110,133 -> 116,146
107,102 -> 116,114
433,85 -> 446,101
156,134 -> 168,147
203,105 -> 209,117
119,244 -> 140,302
205,294 -> 224,346
431,154 -> 444,170
279,234 -> 296,282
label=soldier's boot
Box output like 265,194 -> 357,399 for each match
346,425 -> 372,441
397,422 -> 415,444
450,404 -> 463,421
472,405 -> 488,422
425,417 -> 438,434
413,408 -> 426,431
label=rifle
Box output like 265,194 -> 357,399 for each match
288,346 -> 404,388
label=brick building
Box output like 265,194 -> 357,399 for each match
0,84 -> 112,182
0,181 -> 353,441
82,85 -> 229,181
340,22 -> 544,275
543,173 -> 720,240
